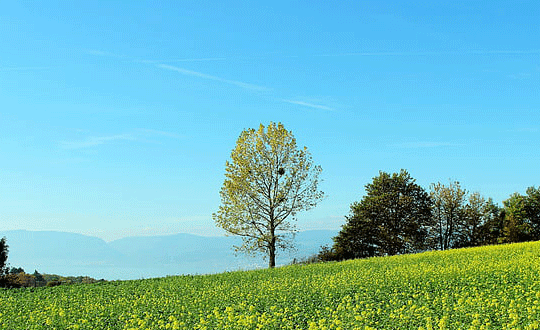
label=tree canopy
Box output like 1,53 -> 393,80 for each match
332,170 -> 432,259
429,181 -> 467,250
0,237 -> 8,278
321,171 -> 540,263
213,122 -> 323,267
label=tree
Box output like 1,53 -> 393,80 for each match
33,270 -> 46,287
475,198 -> 505,246
332,170 -> 432,259
523,186 -> 540,239
457,193 -> 500,247
213,122 -> 324,268
429,181 -> 467,250
9,267 -> 25,274
499,187 -> 540,243
501,192 -> 530,243
0,237 -> 8,277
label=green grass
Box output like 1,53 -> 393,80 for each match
1,242 -> 540,329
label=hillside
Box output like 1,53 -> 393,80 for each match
1,241 -> 539,329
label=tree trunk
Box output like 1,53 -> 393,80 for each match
269,244 -> 276,268
268,228 -> 276,268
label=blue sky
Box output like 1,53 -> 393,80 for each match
1,1 -> 539,241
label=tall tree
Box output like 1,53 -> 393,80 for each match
523,186 -> 540,239
0,237 -> 8,277
500,187 -> 540,243
457,193 -> 499,247
213,122 -> 324,268
476,198 -> 505,246
333,170 -> 432,259
501,193 -> 529,243
429,181 -> 467,250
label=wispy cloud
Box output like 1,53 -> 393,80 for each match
316,49 -> 540,57
87,49 -> 342,109
508,72 -> 532,80
156,64 -> 271,92
0,67 -> 51,71
59,129 -> 183,150
137,128 -> 183,139
86,49 -> 126,59
60,134 -> 135,149
390,141 -> 461,149
135,58 -> 226,64
282,99 -> 335,111
505,127 -> 539,133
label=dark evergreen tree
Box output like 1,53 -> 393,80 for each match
523,186 -> 540,239
33,270 -> 46,287
0,237 -> 8,277
501,193 -> 531,243
332,170 -> 433,259
499,187 -> 540,243
475,200 -> 505,245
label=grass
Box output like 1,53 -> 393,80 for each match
1,241 -> 540,329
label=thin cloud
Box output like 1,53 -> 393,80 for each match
0,67 -> 51,71
136,57 -> 227,64
60,134 -> 135,149
390,141 -> 461,149
137,128 -> 183,139
508,72 -> 532,80
86,49 -> 126,59
505,127 -> 539,133
60,129 -> 184,150
156,64 -> 271,92
283,99 -> 335,111
316,49 -> 540,57
470,50 -> 540,55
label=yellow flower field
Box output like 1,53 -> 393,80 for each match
1,242 -> 540,329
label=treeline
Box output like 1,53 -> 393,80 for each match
0,238 -> 102,288
317,169 -> 540,262
2,268 -> 101,288
1,267 -> 102,288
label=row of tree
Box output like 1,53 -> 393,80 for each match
320,169 -> 540,261
0,238 -> 101,288
4,268 -> 100,288
213,122 -> 539,267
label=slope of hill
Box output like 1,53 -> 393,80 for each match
0,229 -> 336,280
1,241 -> 539,329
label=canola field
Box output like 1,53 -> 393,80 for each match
1,242 -> 540,330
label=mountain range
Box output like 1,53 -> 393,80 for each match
0,230 -> 337,280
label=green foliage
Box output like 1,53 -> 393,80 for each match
46,280 -> 62,287
1,242 -> 540,329
9,267 -> 25,274
500,187 -> 540,243
327,173 -> 519,260
524,187 -> 540,237
333,170 -> 432,259
465,197 -> 504,247
213,122 -> 323,267
0,237 -> 14,288
429,180 -> 467,250
0,237 -> 8,277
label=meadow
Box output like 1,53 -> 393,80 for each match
1,242 -> 540,330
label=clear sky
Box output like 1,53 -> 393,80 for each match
1,1 -> 539,241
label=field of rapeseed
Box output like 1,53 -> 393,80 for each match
1,241 -> 540,330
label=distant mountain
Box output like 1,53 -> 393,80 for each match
1,230 -> 125,266
0,230 -> 337,280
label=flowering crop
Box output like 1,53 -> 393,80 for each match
1,242 -> 540,329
